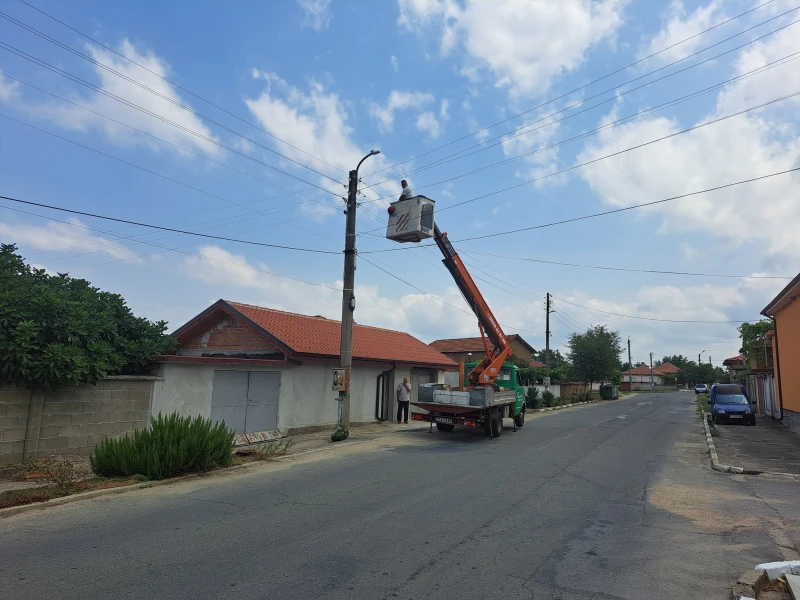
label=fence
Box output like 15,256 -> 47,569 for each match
0,376 -> 159,466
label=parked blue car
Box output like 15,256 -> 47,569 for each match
710,383 -> 755,425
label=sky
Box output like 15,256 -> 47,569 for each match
1,0 -> 799,367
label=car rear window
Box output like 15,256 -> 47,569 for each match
715,384 -> 741,394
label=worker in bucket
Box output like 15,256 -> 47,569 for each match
397,376 -> 411,424
399,179 -> 413,201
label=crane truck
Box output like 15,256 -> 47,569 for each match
386,196 -> 526,439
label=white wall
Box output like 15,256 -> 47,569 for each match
155,360 -> 430,433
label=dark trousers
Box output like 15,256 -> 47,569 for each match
397,400 -> 409,423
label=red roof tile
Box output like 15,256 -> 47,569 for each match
205,301 -> 457,368
430,334 -> 535,353
654,362 -> 680,374
723,354 -> 744,366
623,366 -> 660,376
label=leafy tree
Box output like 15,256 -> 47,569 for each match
0,244 -> 177,389
535,348 -> 568,369
737,320 -> 773,365
566,325 -> 622,387
656,355 -> 693,370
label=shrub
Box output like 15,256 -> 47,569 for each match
525,387 -> 541,409
542,390 -> 556,407
331,428 -> 349,442
90,412 -> 235,480
21,457 -> 79,494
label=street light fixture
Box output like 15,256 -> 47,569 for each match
336,149 -> 381,436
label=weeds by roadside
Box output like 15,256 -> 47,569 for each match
235,439 -> 295,461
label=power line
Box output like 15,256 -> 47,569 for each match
360,167 -> 800,251
0,10 -> 345,184
0,203 -> 342,291
553,296 -> 750,324
0,194 -> 342,254
362,0 -> 781,179
458,250 -> 791,280
365,50 -> 800,196
0,40 -> 345,196
15,0 -> 346,175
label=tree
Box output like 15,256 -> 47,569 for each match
0,244 -> 177,390
737,320 -> 773,364
566,325 -> 622,386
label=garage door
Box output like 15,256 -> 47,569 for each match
211,371 -> 280,434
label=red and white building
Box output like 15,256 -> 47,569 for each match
153,300 -> 456,436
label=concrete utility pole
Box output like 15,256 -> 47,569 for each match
627,337 -> 632,390
649,352 -> 654,389
545,293 -> 551,390
337,150 -> 380,432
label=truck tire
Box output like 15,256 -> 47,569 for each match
491,414 -> 503,437
483,419 -> 492,437
436,423 -> 455,432
514,407 -> 525,428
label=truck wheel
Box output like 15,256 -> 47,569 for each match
436,423 -> 455,432
514,407 -> 525,428
491,414 -> 503,437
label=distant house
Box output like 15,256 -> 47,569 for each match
622,365 -> 664,388
761,273 -> 800,432
154,300 -> 456,436
722,354 -> 746,382
429,334 -> 545,368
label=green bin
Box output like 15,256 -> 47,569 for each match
600,384 -> 618,400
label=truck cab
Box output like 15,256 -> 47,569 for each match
465,362 -> 526,416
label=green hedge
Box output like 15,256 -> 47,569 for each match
90,413 -> 235,480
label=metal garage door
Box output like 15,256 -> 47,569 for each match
211,371 -> 280,434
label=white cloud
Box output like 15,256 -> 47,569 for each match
297,0 -> 333,31
439,98 -> 449,120
182,245 -> 479,341
415,111 -> 441,139
0,218 -> 141,262
640,0 -> 726,64
244,72 -> 399,206
500,112 -> 563,183
398,0 -> 626,98
22,40 -> 220,156
390,55 -> 399,72
578,26 -> 800,263
0,72 -> 20,101
369,90 -> 435,133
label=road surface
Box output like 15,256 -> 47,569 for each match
2,391 -> 798,599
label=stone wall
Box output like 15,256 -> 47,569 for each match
0,376 -> 158,466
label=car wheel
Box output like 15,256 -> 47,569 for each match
491,414 -> 503,437
514,407 -> 525,428
436,423 -> 455,432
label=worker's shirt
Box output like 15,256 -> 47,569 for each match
397,383 -> 410,402
399,187 -> 413,201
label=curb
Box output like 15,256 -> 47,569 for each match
0,395 -> 628,519
701,410 -> 746,474
700,411 -> 800,481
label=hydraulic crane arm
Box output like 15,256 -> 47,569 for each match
432,224 -> 512,386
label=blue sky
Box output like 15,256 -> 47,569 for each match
1,0 -> 799,366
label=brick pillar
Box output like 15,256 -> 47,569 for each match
23,389 -> 45,461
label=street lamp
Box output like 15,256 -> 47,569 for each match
337,150 -> 381,436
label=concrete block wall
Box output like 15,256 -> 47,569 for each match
0,376 -> 158,466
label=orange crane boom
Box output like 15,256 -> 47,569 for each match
432,224 -> 512,386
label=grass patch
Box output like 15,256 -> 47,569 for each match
234,439 -> 295,461
696,393 -> 710,414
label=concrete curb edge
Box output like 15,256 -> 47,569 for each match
1,395 -> 627,518
702,410 -> 745,474
701,411 -> 800,481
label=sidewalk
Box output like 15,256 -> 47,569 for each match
713,416 -> 800,475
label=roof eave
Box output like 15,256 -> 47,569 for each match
761,272 -> 800,317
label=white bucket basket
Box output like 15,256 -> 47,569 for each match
386,195 -> 435,243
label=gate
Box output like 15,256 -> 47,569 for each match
760,374 -> 778,419
211,371 -> 280,434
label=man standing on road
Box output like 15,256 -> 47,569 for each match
397,376 -> 411,423
399,179 -> 413,201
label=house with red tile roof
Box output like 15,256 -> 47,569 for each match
430,335 -> 545,368
154,300 -> 456,436
621,361 -> 682,390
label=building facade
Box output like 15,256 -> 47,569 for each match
761,274 -> 800,433
155,300 -> 457,436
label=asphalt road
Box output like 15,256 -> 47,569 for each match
2,392 -> 798,600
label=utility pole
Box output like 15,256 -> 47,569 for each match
627,337 -> 632,390
649,352 -> 654,389
337,150 -> 380,434
545,293 -> 551,391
